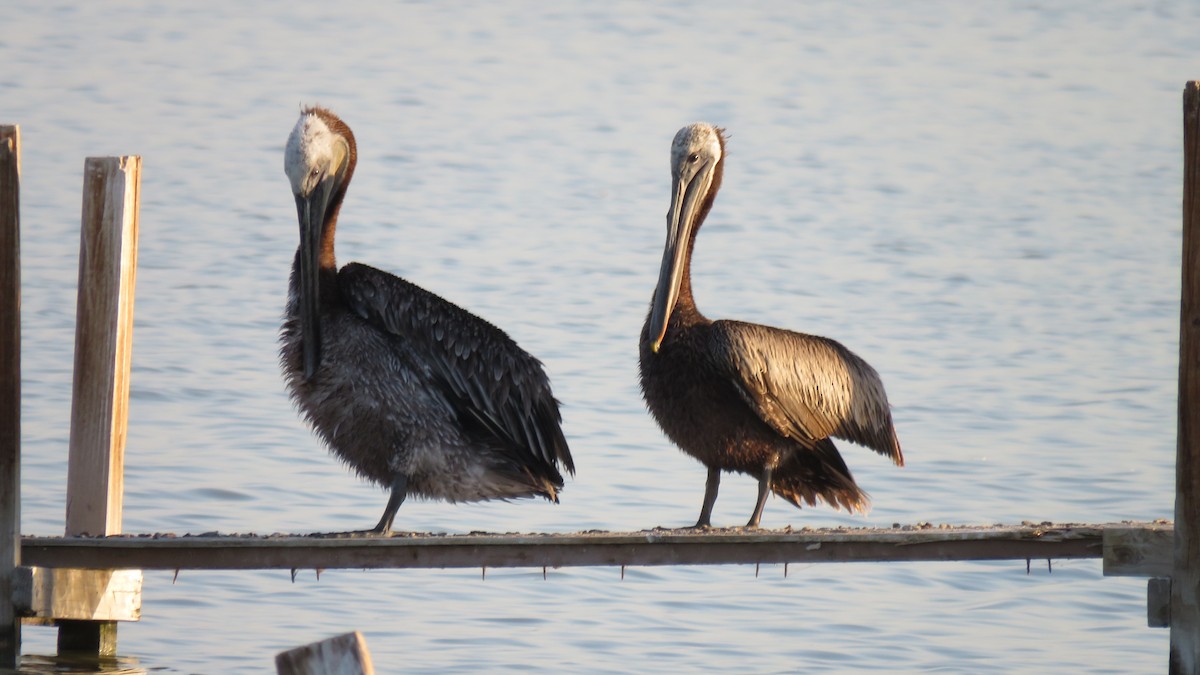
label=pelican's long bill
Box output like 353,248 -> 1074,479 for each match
285,110 -> 351,382
293,175 -> 339,380
647,139 -> 719,352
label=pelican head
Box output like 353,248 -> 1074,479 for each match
284,107 -> 357,380
647,123 -> 725,352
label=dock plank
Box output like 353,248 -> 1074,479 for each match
17,522 -> 1170,573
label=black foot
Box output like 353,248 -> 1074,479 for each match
691,467 -> 722,531
746,466 -> 773,530
306,528 -> 401,539
370,474 -> 410,536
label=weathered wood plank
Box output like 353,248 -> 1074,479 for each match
0,124 -> 21,668
17,523 -> 1166,572
62,156 -> 142,656
1177,80 -> 1200,675
276,632 -> 375,675
66,156 -> 141,537
1103,526 -> 1174,577
12,568 -> 141,622
1152,578 -> 1173,629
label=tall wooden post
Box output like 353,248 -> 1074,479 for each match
1174,80 -> 1200,675
60,156 -> 141,655
0,126 -> 22,667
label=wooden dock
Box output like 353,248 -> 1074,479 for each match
17,522 -> 1171,576
2,81 -> 1200,673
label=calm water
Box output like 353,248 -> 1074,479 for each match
4,1 -> 1197,672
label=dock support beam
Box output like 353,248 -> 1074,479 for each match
0,125 -> 22,668
1173,80 -> 1200,675
59,156 -> 142,656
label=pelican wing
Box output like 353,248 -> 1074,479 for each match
339,263 -> 574,475
712,320 -> 903,465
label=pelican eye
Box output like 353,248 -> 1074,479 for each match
687,153 -> 700,163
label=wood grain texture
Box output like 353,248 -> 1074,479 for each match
65,156 -> 140,538
276,632 -> 375,675
61,155 -> 141,656
16,523 -> 1170,572
0,124 -> 21,667
1173,80 -> 1200,675
12,568 -> 141,621
1104,525 -> 1174,577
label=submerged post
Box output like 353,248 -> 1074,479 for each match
1174,80 -> 1200,675
0,126 -> 21,667
276,632 -> 376,675
60,156 -> 141,655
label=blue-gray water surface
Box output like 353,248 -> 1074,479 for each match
4,1 -> 1197,672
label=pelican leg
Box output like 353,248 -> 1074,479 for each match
693,467 -> 721,528
370,474 -> 409,535
746,466 -> 773,529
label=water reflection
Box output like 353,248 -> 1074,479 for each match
15,653 -> 146,675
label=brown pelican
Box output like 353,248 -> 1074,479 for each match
280,106 -> 574,534
638,123 -> 903,529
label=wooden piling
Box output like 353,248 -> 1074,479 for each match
60,156 -> 142,655
276,632 -> 375,675
66,156 -> 140,537
1174,80 -> 1200,675
0,125 -> 21,668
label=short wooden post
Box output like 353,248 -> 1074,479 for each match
275,632 -> 375,675
1173,80 -> 1200,675
1151,577 -> 1172,629
0,125 -> 22,667
59,156 -> 141,655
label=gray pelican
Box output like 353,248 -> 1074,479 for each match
638,123 -> 903,529
280,106 -> 574,534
